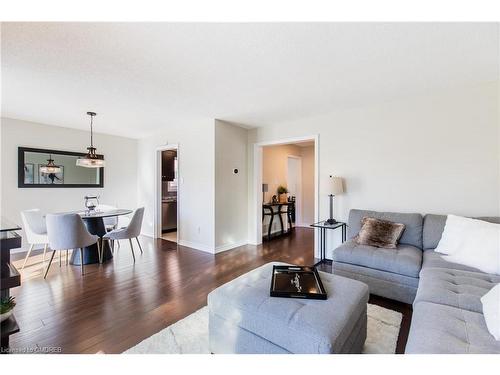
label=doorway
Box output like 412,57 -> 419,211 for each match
254,135 -> 319,256
155,144 -> 179,243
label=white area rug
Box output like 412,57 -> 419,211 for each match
124,304 -> 402,354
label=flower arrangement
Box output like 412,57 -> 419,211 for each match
277,185 -> 288,203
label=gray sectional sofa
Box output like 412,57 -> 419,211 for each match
332,209 -> 500,354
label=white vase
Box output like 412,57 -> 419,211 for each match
0,309 -> 13,323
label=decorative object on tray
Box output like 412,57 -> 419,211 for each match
277,185 -> 288,203
270,265 -> 327,300
0,296 -> 16,323
326,175 -> 344,224
355,216 -> 405,249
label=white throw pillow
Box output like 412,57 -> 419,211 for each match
436,215 -> 500,275
435,215 -> 470,255
481,284 -> 500,340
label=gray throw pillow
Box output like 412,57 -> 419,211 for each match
355,217 -> 406,249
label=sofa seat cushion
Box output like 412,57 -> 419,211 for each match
405,301 -> 500,354
414,268 -> 500,313
208,262 -> 369,354
422,250 -> 482,273
332,239 -> 422,278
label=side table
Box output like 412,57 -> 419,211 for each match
310,221 -> 347,264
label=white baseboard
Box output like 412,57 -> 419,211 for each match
177,239 -> 215,254
295,223 -> 313,228
215,240 -> 248,254
139,232 -> 240,255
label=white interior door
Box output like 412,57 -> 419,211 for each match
287,156 -> 301,226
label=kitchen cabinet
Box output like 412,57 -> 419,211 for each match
161,151 -> 176,181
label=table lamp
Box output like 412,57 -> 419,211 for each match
262,184 -> 268,204
326,176 -> 344,225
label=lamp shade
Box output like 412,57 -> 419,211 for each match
328,176 -> 344,195
262,183 -> 268,193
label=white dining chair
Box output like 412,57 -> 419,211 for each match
20,209 -> 50,270
103,207 -> 144,263
45,213 -> 101,278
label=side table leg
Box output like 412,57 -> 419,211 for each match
322,228 -> 326,261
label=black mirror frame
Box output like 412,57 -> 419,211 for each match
18,147 -> 104,188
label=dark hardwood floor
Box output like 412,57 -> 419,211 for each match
9,228 -> 412,354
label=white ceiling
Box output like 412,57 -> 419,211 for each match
1,22 -> 498,139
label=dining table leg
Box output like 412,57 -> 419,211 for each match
69,217 -> 113,265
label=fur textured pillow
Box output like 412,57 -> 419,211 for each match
355,217 -> 406,249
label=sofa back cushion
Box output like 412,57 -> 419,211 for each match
423,214 -> 500,250
348,209 -> 423,249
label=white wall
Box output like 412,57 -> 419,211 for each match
136,118 -> 215,253
214,120 -> 248,252
0,117 -> 138,250
249,82 -> 500,258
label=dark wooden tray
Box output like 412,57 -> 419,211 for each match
270,265 -> 327,300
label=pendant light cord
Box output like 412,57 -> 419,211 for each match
90,113 -> 94,148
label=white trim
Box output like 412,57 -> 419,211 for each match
295,223 -> 313,228
215,240 -> 248,254
252,134 -> 320,258
154,144 -> 180,242
178,239 -> 214,254
286,154 -> 302,227
254,135 -> 319,147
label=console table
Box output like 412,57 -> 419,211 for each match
262,202 -> 294,240
0,218 -> 22,354
310,220 -> 347,264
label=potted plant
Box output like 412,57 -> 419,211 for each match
277,185 -> 289,203
0,296 -> 16,323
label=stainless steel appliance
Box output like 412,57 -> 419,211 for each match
162,197 -> 177,232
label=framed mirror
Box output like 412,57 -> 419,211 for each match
18,147 -> 104,188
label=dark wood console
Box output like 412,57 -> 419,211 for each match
1,218 -> 22,354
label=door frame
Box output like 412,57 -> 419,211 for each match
286,155 -> 303,227
154,144 -> 180,241
252,134 -> 320,258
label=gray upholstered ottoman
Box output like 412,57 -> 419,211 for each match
208,262 -> 369,354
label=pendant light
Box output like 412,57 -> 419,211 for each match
39,154 -> 61,174
76,111 -> 105,168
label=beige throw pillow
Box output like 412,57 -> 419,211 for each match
355,217 -> 406,249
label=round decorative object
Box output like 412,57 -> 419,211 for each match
0,309 -> 13,323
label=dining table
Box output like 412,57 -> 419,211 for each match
68,208 -> 133,265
